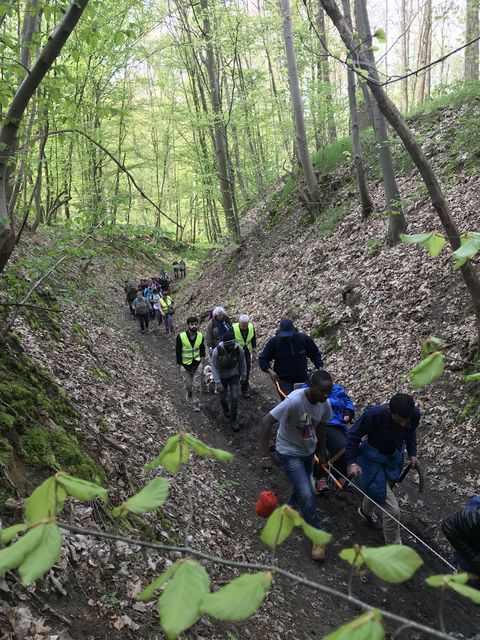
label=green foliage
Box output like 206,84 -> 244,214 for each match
452,233 -> 480,270
366,238 -> 383,256
319,205 -> 347,238
112,477 -> 169,516
260,504 -> 331,548
312,137 -> 352,174
339,545 -> 423,583
145,433 -> 233,474
0,437 -> 13,465
322,610 -> 384,640
201,572 -> 272,621
426,573 -> 480,605
400,232 -> 446,258
310,313 -> 333,339
404,352 -> 445,389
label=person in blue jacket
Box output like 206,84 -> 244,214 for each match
258,318 -> 323,397
346,393 -> 420,545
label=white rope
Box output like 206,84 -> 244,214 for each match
329,463 -> 456,572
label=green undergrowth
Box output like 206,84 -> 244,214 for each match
0,334 -> 104,483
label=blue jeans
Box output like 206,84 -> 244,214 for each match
277,452 -> 322,530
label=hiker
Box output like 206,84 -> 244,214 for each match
176,316 -> 205,412
159,291 -> 174,333
442,496 -> 480,588
260,370 -> 333,561
157,273 -> 170,294
179,259 -> 186,278
205,307 -> 232,356
133,290 -> 150,333
172,261 -> 180,280
152,289 -> 162,325
258,318 -> 324,397
314,382 -> 355,493
346,393 -> 420,545
232,315 -> 257,398
211,329 -> 246,431
125,283 -> 137,316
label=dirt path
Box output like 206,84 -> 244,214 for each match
139,317 -> 480,640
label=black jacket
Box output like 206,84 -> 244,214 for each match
258,332 -> 323,382
442,498 -> 480,574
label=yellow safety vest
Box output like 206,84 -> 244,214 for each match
180,331 -> 203,365
232,322 -> 254,352
160,296 -> 173,312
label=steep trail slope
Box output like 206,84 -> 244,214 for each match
2,258 -> 479,639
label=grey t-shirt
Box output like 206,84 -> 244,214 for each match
270,388 -> 333,456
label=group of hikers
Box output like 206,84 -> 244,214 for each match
172,259 -> 186,280
124,274 -> 175,334
124,285 -> 480,583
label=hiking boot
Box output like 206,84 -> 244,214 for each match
231,420 -> 240,432
315,478 -> 329,494
311,543 -> 326,561
185,391 -> 193,402
192,403 -> 201,412
358,506 -> 382,530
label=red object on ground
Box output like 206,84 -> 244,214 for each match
255,491 -> 278,518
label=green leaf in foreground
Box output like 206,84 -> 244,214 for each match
400,232 -> 433,246
322,610 -> 384,639
260,505 -> 295,548
426,233 -> 446,258
426,572 -> 480,603
201,571 -> 272,621
452,233 -> 480,269
0,526 -> 44,577
464,372 -> 480,382
137,563 -> 178,601
338,547 -> 364,569
0,523 -> 29,544
298,519 -> 331,545
145,434 -> 189,474
56,474 -> 108,503
158,560 -> 210,639
361,545 -> 423,583
18,523 -> 62,584
405,352 -> 444,388
112,477 -> 169,516
25,477 -> 67,522
184,434 -> 233,462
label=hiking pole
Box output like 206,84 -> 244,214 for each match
329,463 -> 455,572
275,380 -> 287,399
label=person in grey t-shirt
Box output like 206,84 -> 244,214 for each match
260,370 -> 333,561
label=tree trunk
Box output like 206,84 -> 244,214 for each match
341,0 -> 373,218
0,0 -> 90,274
281,0 -> 321,215
316,3 -> 337,143
416,0 -> 432,105
320,0 -> 480,341
465,0 -> 480,82
354,0 -> 407,245
199,0 -> 240,242
400,0 -> 409,111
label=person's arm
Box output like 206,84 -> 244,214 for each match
405,407 -> 420,466
260,414 -> 277,471
346,408 -> 373,476
175,335 -> 183,366
199,337 -> 206,364
258,338 -> 278,381
205,321 -> 213,348
304,335 -> 323,368
211,349 -> 221,385
442,508 -> 480,575
251,328 -> 257,351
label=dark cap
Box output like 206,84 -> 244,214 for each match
223,329 -> 235,343
278,318 -> 295,337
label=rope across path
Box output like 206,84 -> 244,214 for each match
328,463 -> 456,572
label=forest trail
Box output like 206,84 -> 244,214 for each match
120,302 -> 480,640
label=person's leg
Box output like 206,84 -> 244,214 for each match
280,454 -> 322,529
138,314 -> 146,332
382,484 -> 402,544
144,313 -> 149,331
154,309 -> 161,325
218,379 -> 230,417
229,376 -> 240,424
181,368 -> 193,405
192,365 -> 201,410
242,350 -> 251,397
325,426 -> 348,479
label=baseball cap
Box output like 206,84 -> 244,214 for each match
278,318 -> 295,337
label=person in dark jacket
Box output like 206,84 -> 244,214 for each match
205,307 -> 232,355
442,496 -> 480,586
211,330 -> 246,431
258,318 -> 323,397
346,393 -> 420,545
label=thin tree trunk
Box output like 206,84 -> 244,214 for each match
281,0 -> 321,215
465,0 -> 480,82
341,0 -> 373,218
0,0 -> 90,273
400,0 -> 409,111
354,0 -> 407,245
316,2 -> 337,142
321,0 -> 480,342
416,0 -> 432,104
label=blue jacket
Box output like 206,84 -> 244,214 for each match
328,383 -> 355,429
258,333 -> 323,382
358,441 -> 404,503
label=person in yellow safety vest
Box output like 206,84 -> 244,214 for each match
232,314 -> 257,398
160,291 -> 174,334
175,316 -> 206,412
